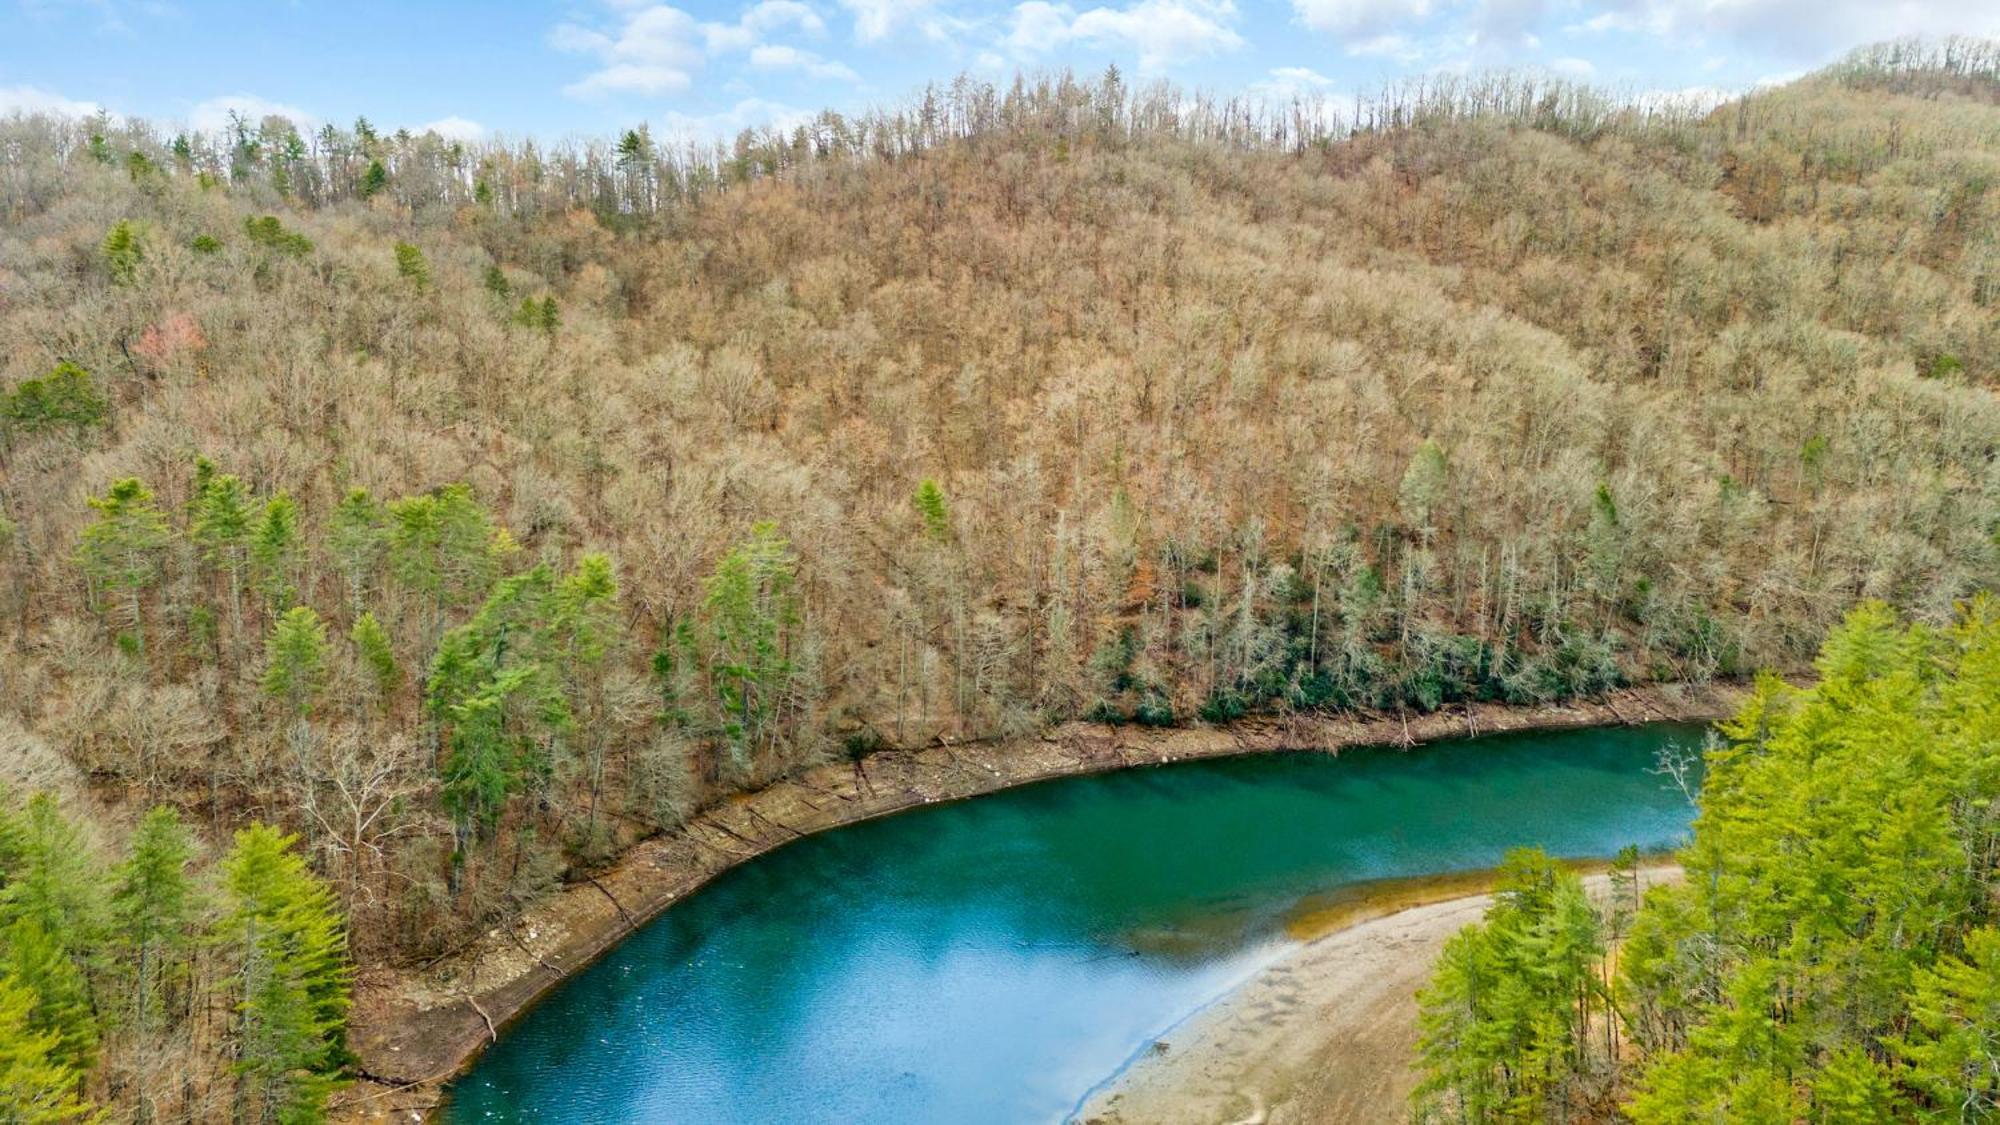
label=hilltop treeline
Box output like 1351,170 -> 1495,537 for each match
0,41 -> 1997,1119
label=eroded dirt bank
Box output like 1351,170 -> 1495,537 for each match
1071,866 -> 1683,1125
334,684 -> 1739,1120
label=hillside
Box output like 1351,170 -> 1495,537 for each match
0,38 -> 1996,1120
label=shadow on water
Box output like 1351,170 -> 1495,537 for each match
446,721 -> 1707,1124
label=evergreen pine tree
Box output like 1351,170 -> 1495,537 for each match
73,479 -> 171,656
217,825 -> 350,1124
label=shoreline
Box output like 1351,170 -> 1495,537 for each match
1070,865 -> 1684,1124
334,682 -> 1742,1120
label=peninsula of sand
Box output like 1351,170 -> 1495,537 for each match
1071,866 -> 1682,1124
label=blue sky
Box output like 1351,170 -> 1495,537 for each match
2,0 -> 1996,143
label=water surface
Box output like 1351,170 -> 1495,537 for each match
449,722 -> 1704,1123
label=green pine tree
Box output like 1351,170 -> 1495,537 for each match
100,222 -> 142,285
359,159 -> 388,198
73,479 -> 171,656
1,363 -> 108,441
249,495 -> 302,615
912,478 -> 951,542
190,468 -> 255,650
216,825 -> 351,1124
350,612 -> 400,712
392,242 -> 429,289
110,807 -> 197,1037
0,973 -> 95,1123
261,607 -> 329,721
326,489 -> 387,620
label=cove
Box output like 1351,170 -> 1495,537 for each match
446,721 -> 1705,1123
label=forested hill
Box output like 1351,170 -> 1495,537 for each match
0,38 -> 1996,1120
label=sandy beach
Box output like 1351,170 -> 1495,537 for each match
1073,867 -> 1680,1125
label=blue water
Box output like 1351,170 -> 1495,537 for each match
447,722 -> 1705,1123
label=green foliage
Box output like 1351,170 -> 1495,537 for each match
1,363 -> 107,440
388,484 -> 510,640
1416,601 -> 2000,1122
327,488 -> 388,616
217,825 -> 351,1124
1892,926 -> 2000,1118
688,524 -> 800,781
190,234 -> 223,255
261,607 -> 329,719
1399,440 -> 1450,529
482,264 -> 509,298
351,612 -> 400,705
190,467 -> 254,636
242,216 -> 312,257
912,478 -> 951,541
423,556 -> 614,849
100,221 -> 141,285
393,241 -> 429,289
1413,848 -> 1605,1121
111,807 -> 196,1035
73,478 -> 171,649
0,973 -> 95,1123
359,159 -> 388,198
250,494 -> 302,611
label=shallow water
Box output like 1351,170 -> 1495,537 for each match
446,722 -> 1705,1123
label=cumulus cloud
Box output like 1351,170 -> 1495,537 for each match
1346,32 -> 1423,58
0,85 -> 113,120
189,94 -> 314,134
836,0 -> 961,42
1248,65 -> 1348,103
554,6 -> 708,96
1007,0 -> 1243,70
556,1 -> 856,98
749,44 -> 862,80
1290,0 -> 1432,37
1578,0 -> 2000,60
414,115 -> 487,141
655,96 -> 814,139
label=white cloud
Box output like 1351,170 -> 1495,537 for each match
414,115 -> 487,141
1007,0 -> 1243,70
1006,0 -> 1073,51
189,94 -> 314,135
1577,0 -> 2000,60
1346,32 -> 1422,59
557,1 -> 860,98
837,0 -> 951,41
749,44 -> 862,80
656,96 -> 814,140
1248,65 -> 1350,105
555,6 -> 707,96
0,85 -> 112,120
1549,55 -> 1594,77
1290,0 -> 1431,37
1270,65 -> 1337,86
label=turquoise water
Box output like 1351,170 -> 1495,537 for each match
447,722 -> 1705,1123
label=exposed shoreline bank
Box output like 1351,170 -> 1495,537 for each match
335,683 -> 1742,1120
1071,865 -> 1684,1124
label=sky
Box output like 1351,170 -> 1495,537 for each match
1,0 -> 1996,144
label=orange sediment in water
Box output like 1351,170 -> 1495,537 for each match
1280,858 -> 1630,941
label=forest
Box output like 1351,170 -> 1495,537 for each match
0,35 -> 1996,1121
1414,601 -> 2000,1121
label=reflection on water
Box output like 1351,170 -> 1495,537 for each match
447,722 -> 1705,1124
